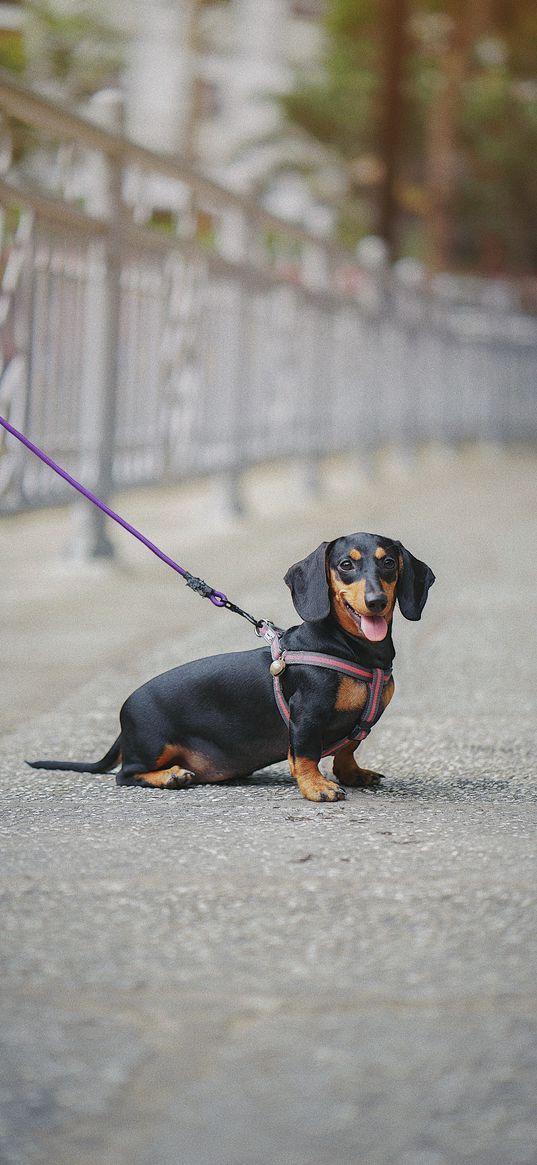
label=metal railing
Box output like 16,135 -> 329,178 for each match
1,72 -> 536,546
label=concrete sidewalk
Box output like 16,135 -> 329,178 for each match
1,447 -> 537,1165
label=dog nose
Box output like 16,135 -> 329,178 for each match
365,593 -> 388,613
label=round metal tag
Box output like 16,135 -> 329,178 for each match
270,658 -> 286,676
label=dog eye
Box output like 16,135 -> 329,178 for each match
382,556 -> 396,570
339,558 -> 355,572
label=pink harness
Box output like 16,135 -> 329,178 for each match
264,626 -> 392,758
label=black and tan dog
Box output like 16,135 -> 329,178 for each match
29,533 -> 434,802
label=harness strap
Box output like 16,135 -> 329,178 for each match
268,630 -> 391,758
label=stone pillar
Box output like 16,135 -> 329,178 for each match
234,0 -> 287,62
124,0 -> 195,155
225,0 -> 289,158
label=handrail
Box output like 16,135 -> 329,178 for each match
0,174 -> 107,236
0,172 -> 347,306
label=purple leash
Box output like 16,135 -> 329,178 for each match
0,415 -> 263,628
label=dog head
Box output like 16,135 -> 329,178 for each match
284,532 -> 435,641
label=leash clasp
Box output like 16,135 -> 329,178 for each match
255,619 -> 282,643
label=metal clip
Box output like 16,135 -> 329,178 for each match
255,620 -> 279,643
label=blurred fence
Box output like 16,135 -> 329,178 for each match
1,73 -> 536,542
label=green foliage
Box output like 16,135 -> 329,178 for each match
0,29 -> 26,75
281,0 -> 380,158
278,0 -> 385,248
22,1 -> 124,99
456,62 -> 537,268
281,68 -> 377,158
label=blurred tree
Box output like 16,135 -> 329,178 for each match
281,0 -> 537,274
453,5 -> 537,273
280,0 -> 385,246
410,0 -> 537,273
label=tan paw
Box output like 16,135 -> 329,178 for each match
164,767 -> 196,790
136,766 -> 195,790
297,773 -> 346,802
338,766 -> 384,788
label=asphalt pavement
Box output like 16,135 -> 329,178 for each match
1,447 -> 536,1165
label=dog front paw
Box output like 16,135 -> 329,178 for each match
297,773 -> 346,803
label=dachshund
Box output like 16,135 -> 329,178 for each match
28,533 -> 435,802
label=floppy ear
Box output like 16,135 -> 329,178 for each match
395,542 -> 435,620
284,542 -> 331,622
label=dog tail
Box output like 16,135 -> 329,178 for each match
26,735 -> 122,774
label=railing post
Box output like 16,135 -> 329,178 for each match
69,89 -> 124,559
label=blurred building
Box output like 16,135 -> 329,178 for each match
113,0 -> 331,226
0,0 -> 332,227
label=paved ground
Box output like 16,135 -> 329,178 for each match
1,447 -> 536,1165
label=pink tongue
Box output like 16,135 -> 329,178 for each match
360,615 -> 388,642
